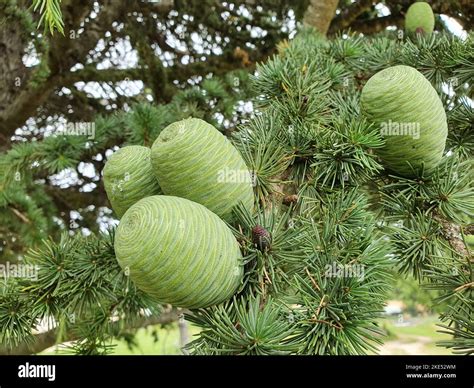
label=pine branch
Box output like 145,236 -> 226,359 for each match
31,0 -> 64,35
2,24 -> 472,356
0,309 -> 180,355
186,296 -> 299,355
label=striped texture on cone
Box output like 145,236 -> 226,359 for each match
405,2 -> 435,35
115,195 -> 244,309
361,65 -> 447,177
151,118 -> 254,221
103,145 -> 161,218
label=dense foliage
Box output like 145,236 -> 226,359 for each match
1,25 -> 472,355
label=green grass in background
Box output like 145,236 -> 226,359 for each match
381,315 -> 448,338
42,315 -> 453,355
110,323 -> 200,355
109,315 -> 453,355
377,315 -> 453,355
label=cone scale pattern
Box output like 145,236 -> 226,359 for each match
114,195 -> 244,309
103,146 -> 161,218
405,2 -> 435,35
151,118 -> 254,221
361,65 -> 447,177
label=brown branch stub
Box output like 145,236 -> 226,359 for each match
433,214 -> 470,258
314,294 -> 328,317
305,267 -> 321,292
309,318 -> 343,331
233,47 -> 252,67
454,281 -> 474,293
283,194 -> 298,206
9,206 -> 32,224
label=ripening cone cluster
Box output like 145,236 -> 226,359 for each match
103,118 -> 254,309
103,2 -> 448,309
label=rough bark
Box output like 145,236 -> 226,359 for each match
178,316 -> 190,355
303,0 -> 339,35
434,214 -> 471,258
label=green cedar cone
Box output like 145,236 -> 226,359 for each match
361,65 -> 447,177
103,145 -> 161,218
151,118 -> 254,221
115,195 -> 244,308
405,2 -> 435,35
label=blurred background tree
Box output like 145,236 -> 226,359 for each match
0,0 -> 472,355
1,0 -> 472,257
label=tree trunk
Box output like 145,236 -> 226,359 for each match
303,0 -> 339,35
178,315 -> 190,355
0,4 -> 31,149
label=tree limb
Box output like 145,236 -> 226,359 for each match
328,0 -> 374,34
0,308 -> 181,355
0,0 -> 132,148
350,14 -> 404,35
303,0 -> 339,35
65,68 -> 144,84
433,214 -> 471,258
